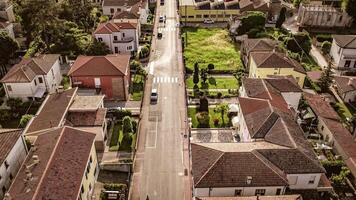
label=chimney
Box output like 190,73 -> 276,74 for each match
246,176 -> 252,185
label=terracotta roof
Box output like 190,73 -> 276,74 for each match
103,0 -> 141,7
68,54 -> 130,76
66,108 -> 107,127
196,195 -> 302,200
243,78 -> 302,96
334,76 -> 356,94
250,52 -> 306,74
1,54 -> 60,83
242,38 -> 277,55
0,129 -> 22,165
265,78 -> 302,93
8,127 -> 96,200
113,10 -> 139,19
333,35 -> 356,49
94,21 -> 137,34
25,88 -> 77,134
191,144 -> 288,188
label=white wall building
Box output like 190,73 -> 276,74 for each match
1,54 -> 62,100
94,21 -> 139,53
0,129 -> 27,199
330,35 -> 356,72
102,0 -> 149,24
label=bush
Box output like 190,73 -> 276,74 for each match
316,34 -> 332,43
237,11 -> 266,35
104,183 -> 127,191
247,27 -> 265,38
19,114 -> 33,128
207,63 -> 214,71
122,116 -> 133,136
130,60 -> 141,71
185,67 -> 193,74
6,98 -> 23,110
139,46 -> 150,58
115,109 -> 132,120
196,112 -> 210,128
199,96 -> 209,112
284,32 -> 312,54
217,92 -> 222,99
213,118 -> 219,126
132,120 -> 138,134
321,41 -> 332,54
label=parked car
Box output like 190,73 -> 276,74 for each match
159,16 -> 164,23
203,19 -> 214,24
157,30 -> 163,39
150,88 -> 158,103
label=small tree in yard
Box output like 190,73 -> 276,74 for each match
20,114 -> 33,128
276,7 -> 286,28
0,32 -> 19,73
318,63 -> 333,92
321,41 -> 332,55
237,11 -> 266,35
123,116 -> 133,136
193,62 -> 199,85
200,68 -> 208,83
207,63 -> 214,71
199,96 -> 209,112
6,98 -> 23,111
130,60 -> 141,71
215,103 -> 228,125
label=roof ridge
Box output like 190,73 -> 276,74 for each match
279,116 -> 297,148
252,111 -> 279,138
194,147 -> 224,186
252,150 -> 289,184
257,51 -> 274,67
69,56 -> 94,75
31,59 -> 47,74
105,56 -> 127,75
344,36 -> 356,48
20,65 -> 32,82
296,147 -> 326,173
261,79 -> 272,100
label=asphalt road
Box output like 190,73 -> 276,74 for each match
130,0 -> 189,199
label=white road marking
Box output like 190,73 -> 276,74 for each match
151,76 -> 179,84
146,116 -> 158,149
148,61 -> 155,75
175,77 -> 178,83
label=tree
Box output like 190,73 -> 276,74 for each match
139,45 -> 150,58
6,98 -> 23,111
215,103 -> 228,125
196,112 -> 210,128
0,32 -> 19,68
200,68 -> 208,83
130,60 -> 141,71
207,63 -> 214,71
85,39 -> 111,56
318,63 -> 333,92
343,0 -> 356,19
350,114 -> 356,137
193,63 -> 200,85
122,116 -> 133,136
233,68 -> 245,86
284,32 -> 312,54
321,41 -> 332,55
237,11 -> 266,35
276,7 -> 287,29
19,114 -> 33,128
199,96 -> 209,112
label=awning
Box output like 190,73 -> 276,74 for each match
232,116 -> 239,127
228,104 -> 239,113
34,87 -> 46,98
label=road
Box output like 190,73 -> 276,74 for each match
129,0 -> 190,199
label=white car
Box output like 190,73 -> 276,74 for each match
203,19 -> 214,24
159,16 -> 164,23
150,88 -> 158,103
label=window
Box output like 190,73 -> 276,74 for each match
114,36 -> 118,41
289,176 -> 298,185
188,16 -> 194,18
309,175 -> 316,184
339,16 -> 343,22
327,14 -> 331,21
51,69 -> 54,78
210,15 -> 216,18
34,79 -> 37,86
110,8 -> 115,13
122,33 -> 125,38
295,77 -> 300,82
338,47 -> 341,54
98,37 -> 103,42
7,85 -> 12,92
276,188 -> 281,195
217,14 -> 224,18
203,15 -> 209,18
255,189 -> 266,196
196,15 -> 202,18
354,61 -> 356,68
117,8 -> 121,12
38,77 -> 43,84
345,60 -> 351,68
81,185 -> 84,193
94,166 -> 98,177
2,186 -> 6,194
9,173 -> 13,181
90,156 -> 93,163
114,47 -> 119,53
321,125 -> 324,131
234,189 -> 242,196
127,46 -> 132,50
4,160 -> 9,169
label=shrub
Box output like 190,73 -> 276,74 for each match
321,41 -> 332,54
122,116 -> 133,136
132,120 -> 138,134
207,63 -> 214,71
316,34 -> 332,43
196,112 -> 210,128
139,46 -> 150,58
6,98 -> 23,110
115,109 -> 132,120
19,114 -> 33,128
185,67 -> 193,74
104,183 -> 127,191
213,118 -> 219,126
237,11 -> 266,35
199,96 -> 209,112
284,32 -> 312,54
130,60 -> 141,71
217,92 -> 222,99
247,27 -> 265,38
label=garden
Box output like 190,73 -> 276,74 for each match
129,60 -> 147,101
183,28 -> 242,72
186,76 -> 239,90
109,110 -> 137,152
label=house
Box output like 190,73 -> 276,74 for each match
102,0 -> 149,24
0,0 -> 15,38
239,77 -> 302,111
178,0 -> 240,23
330,35 -> 356,72
24,88 -> 108,152
248,51 -> 306,87
68,54 -> 131,100
239,0 -> 269,14
0,129 -> 27,200
333,76 -> 356,103
240,38 -> 278,68
94,21 -> 139,53
6,126 -> 98,200
191,78 -> 328,198
296,4 -> 353,29
303,93 -> 356,180
1,54 -> 62,100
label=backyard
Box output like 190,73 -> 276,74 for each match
130,75 -> 145,101
186,76 -> 239,90
183,28 -> 242,71
109,120 -> 137,152
188,106 -> 231,128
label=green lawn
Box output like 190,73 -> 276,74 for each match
109,121 -> 123,151
188,107 -> 230,128
130,75 -> 145,101
186,76 -> 239,90
183,28 -> 242,71
61,75 -> 71,89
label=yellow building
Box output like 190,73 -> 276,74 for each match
248,51 -> 306,87
6,126 -> 99,200
179,0 -> 240,22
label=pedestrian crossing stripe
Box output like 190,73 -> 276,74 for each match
153,76 -> 179,83
158,27 -> 176,32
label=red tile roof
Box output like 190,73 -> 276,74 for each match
0,129 -> 22,165
8,127 -> 96,200
66,108 -> 107,127
68,54 -> 130,77
94,21 -> 137,34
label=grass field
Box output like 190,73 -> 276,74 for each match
109,121 -> 123,151
183,28 -> 242,71
186,76 -> 239,90
188,107 -> 230,128
130,75 -> 145,101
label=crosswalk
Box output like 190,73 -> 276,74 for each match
153,76 -> 179,84
158,27 -> 176,32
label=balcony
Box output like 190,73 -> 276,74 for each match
113,37 -> 134,43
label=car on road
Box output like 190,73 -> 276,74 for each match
150,88 -> 158,103
160,0 -> 164,5
157,30 -> 163,39
203,19 -> 214,24
159,16 -> 164,23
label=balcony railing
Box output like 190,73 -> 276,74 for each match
113,37 -> 134,43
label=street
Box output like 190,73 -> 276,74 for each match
129,0 -> 190,199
